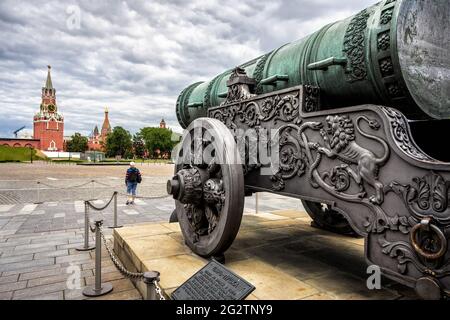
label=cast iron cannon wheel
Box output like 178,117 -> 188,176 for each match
167,118 -> 244,257
302,200 -> 356,236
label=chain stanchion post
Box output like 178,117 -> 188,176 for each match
37,181 -> 40,204
91,180 -> 95,200
109,192 -> 122,229
76,201 -> 95,251
143,271 -> 160,300
83,219 -> 113,297
34,181 -> 43,204
83,193 -> 167,300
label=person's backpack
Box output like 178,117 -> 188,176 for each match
128,170 -> 138,182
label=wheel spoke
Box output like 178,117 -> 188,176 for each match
203,178 -> 225,212
184,204 -> 207,242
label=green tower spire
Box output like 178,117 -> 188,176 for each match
45,65 -> 53,89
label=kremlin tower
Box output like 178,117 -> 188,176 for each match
88,107 -> 112,151
33,66 -> 64,151
101,107 -> 112,139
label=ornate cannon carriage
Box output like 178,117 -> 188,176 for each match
167,0 -> 450,299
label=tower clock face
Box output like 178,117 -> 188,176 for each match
48,105 -> 55,112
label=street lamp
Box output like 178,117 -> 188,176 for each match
30,146 -> 33,164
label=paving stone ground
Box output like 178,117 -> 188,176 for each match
0,197 -> 176,300
0,164 -> 300,300
0,162 -> 171,204
0,163 -> 174,300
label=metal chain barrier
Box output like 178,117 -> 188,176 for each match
116,191 -> 170,200
83,180 -> 170,200
37,180 -> 93,190
99,224 -> 145,279
81,194 -> 166,300
0,177 -> 168,205
86,191 -> 117,211
97,220 -> 166,300
91,180 -> 121,188
153,278 -> 165,301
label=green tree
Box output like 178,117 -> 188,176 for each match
105,126 -> 132,158
132,133 -> 146,158
140,127 -> 176,157
66,133 -> 88,152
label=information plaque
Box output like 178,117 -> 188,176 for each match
171,260 -> 255,300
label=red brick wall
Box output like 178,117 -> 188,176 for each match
0,139 -> 40,149
33,120 -> 64,151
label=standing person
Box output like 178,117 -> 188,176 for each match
125,162 -> 142,205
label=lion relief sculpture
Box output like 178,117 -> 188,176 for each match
317,115 -> 390,205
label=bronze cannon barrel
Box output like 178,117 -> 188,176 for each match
176,0 -> 450,128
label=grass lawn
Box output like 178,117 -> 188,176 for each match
0,147 -> 172,164
0,145 -> 47,162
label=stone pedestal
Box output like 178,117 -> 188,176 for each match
113,210 -> 416,300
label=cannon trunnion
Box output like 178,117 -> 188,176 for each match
169,0 -> 450,300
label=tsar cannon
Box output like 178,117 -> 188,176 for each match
167,0 -> 450,299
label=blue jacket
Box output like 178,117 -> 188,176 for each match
125,167 -> 141,184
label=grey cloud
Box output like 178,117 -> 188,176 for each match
0,0 -> 377,137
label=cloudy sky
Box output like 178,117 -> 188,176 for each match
0,0 -> 375,138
